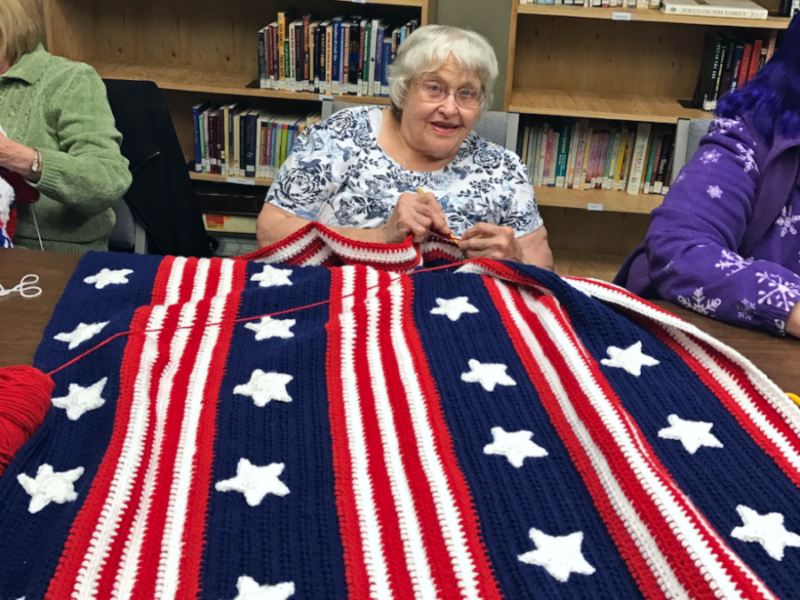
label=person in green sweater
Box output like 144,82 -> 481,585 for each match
0,0 -> 132,252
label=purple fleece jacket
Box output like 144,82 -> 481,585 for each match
617,116 -> 800,335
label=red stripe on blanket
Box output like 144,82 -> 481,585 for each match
179,259 -> 247,598
45,299 -> 155,599
351,268 -> 415,597
647,324 -> 800,489
487,276 -> 773,599
519,286 -> 771,599
485,278 -> 667,599
326,268 -> 371,597
398,275 -> 501,599
375,271 -> 463,598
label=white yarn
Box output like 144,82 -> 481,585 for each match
0,273 -> 42,298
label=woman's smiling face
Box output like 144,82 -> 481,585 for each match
399,57 -> 483,164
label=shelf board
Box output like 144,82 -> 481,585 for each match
517,4 -> 790,28
94,62 -> 391,104
333,0 -> 424,5
190,172 -> 274,187
535,186 -> 664,213
509,88 -> 711,123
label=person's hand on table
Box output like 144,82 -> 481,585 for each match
380,191 -> 451,244
459,223 -> 522,262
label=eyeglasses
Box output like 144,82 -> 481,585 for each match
416,80 -> 484,110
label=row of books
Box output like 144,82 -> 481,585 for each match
191,100 -> 320,178
694,30 -> 775,111
257,11 -> 419,96
518,118 -> 684,196
521,0 -> 779,19
520,0 -> 659,7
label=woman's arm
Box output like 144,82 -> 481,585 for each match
644,118 -> 800,335
22,64 -> 131,216
257,192 -> 450,247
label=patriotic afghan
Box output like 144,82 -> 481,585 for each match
1,228 -> 800,599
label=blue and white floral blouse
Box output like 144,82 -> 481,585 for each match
265,106 -> 542,237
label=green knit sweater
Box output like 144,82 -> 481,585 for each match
0,45 -> 132,253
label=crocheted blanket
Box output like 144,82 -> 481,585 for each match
2,228 -> 800,599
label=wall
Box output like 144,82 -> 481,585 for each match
436,0 -> 511,111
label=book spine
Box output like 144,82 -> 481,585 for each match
737,42 -> 754,89
350,21 -> 361,92
555,121 -> 572,188
325,23 -> 333,95
269,25 -> 278,90
332,19 -> 341,95
289,22 -> 297,92
246,114 -> 257,177
277,12 -> 287,88
342,23 -> 351,95
652,133 -> 672,194
258,28 -> 267,89
703,36 -> 724,111
303,15 -> 311,91
626,122 -> 652,195
746,38 -> 763,83
661,3 -> 767,18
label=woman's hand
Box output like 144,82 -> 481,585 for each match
459,223 -> 522,262
0,132 -> 37,177
381,191 -> 451,244
786,302 -> 800,338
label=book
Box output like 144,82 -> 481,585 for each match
660,0 -> 768,19
626,122 -> 652,195
203,213 -> 257,235
670,118 -> 690,185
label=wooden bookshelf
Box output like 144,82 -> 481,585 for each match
535,186 -> 664,213
335,0 -> 425,6
505,0 -> 784,256
190,172 -> 274,187
44,0 -> 429,172
91,62 -> 394,105
517,4 -> 791,28
509,88 -> 711,123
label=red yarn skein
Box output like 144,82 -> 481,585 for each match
0,365 -> 53,475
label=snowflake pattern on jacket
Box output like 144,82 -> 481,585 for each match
265,106 -> 542,237
644,116 -> 800,335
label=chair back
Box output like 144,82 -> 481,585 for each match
321,100 -> 520,150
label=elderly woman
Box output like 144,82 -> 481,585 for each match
0,0 -> 131,252
616,14 -> 800,337
257,25 -> 552,267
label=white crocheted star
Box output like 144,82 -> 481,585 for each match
658,414 -> 723,454
731,505 -> 800,560
51,377 -> 108,421
215,458 -> 290,507
483,426 -> 548,468
83,268 -> 133,289
518,528 -> 596,582
54,321 -> 110,350
461,359 -> 516,392
251,265 -> 293,288
600,341 -> 660,376
430,296 -> 479,321
234,369 -> 293,407
233,575 -> 295,599
17,463 -> 85,514
245,316 -> 296,341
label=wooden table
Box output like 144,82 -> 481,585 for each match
0,250 -> 80,368
1,249 -> 798,392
